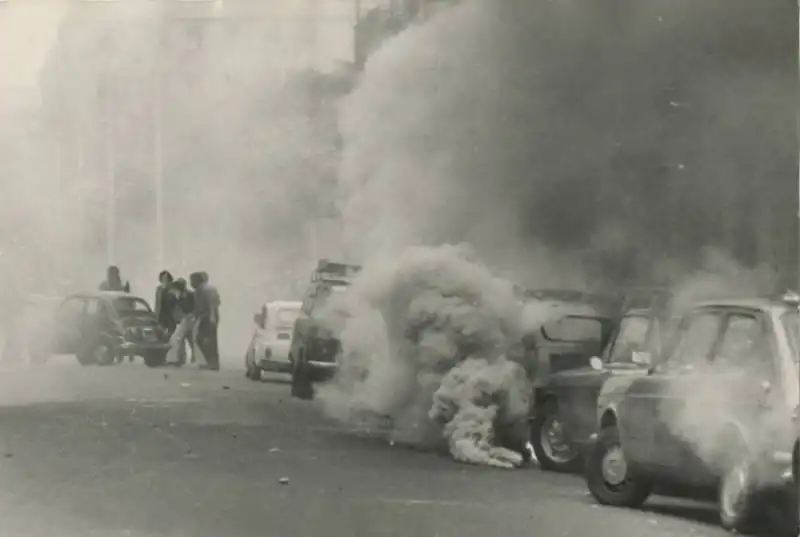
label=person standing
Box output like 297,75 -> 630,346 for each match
190,271 -> 221,371
99,266 -> 131,293
166,278 -> 194,366
154,270 -> 177,335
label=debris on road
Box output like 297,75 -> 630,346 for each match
268,447 -> 280,453
279,477 -> 290,485
180,383 -> 191,388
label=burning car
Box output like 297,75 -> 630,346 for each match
290,260 -> 361,399
585,293 -> 800,534
531,305 -> 678,472
245,300 -> 302,380
29,292 -> 171,367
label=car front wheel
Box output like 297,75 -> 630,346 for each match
531,407 -> 581,472
718,444 -> 763,534
585,426 -> 652,508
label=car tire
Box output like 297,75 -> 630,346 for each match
585,426 -> 653,508
531,406 -> 581,473
143,351 -> 167,368
717,440 -> 764,534
245,351 -> 261,381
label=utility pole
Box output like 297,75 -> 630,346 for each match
154,68 -> 164,272
104,72 -> 116,266
154,20 -> 165,272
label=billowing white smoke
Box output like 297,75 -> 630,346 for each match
317,244 -> 538,467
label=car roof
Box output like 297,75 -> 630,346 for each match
690,297 -> 790,313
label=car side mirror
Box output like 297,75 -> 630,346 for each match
253,313 -> 265,329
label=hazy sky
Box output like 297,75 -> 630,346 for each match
0,0 -> 364,100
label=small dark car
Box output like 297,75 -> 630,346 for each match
30,291 -> 171,367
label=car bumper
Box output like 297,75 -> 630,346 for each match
307,361 -> 338,382
120,341 -> 171,353
257,358 -> 292,373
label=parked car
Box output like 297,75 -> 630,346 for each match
30,291 -> 171,367
531,307 -> 678,472
2,294 -> 64,364
245,300 -> 302,380
585,294 -> 800,534
290,260 -> 361,399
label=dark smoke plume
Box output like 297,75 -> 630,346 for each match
337,0 -> 796,288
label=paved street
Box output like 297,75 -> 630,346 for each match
0,358 -> 766,537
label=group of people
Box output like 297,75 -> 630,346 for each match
98,265 -> 222,371
155,270 -> 222,371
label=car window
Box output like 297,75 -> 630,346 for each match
276,308 -> 300,328
55,298 -> 85,323
608,315 -> 651,364
661,312 -> 722,370
714,313 -> 770,372
112,298 -> 151,314
541,316 -> 603,343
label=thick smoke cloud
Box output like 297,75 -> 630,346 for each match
337,0 -> 796,287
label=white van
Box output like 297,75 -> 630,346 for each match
245,300 -> 302,380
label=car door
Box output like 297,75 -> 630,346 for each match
81,298 -> 107,352
710,310 -> 779,450
50,297 -> 88,354
624,310 -> 724,470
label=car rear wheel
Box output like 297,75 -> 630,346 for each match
531,407 -> 581,472
586,426 -> 652,508
245,351 -> 261,381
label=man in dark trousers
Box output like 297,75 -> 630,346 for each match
99,266 -> 131,292
190,271 -> 221,371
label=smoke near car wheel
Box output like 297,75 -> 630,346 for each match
717,439 -> 764,534
585,426 -> 652,508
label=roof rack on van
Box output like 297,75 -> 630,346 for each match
311,259 -> 362,283
522,289 -> 615,304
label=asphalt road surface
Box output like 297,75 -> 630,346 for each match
0,357 -> 777,537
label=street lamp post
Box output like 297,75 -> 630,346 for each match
154,66 -> 165,272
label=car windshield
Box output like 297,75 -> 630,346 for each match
112,297 -> 152,315
780,310 -> 800,363
608,315 -> 651,364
